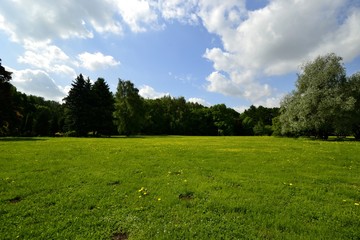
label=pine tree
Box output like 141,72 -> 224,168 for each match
63,74 -> 92,136
91,78 -> 115,136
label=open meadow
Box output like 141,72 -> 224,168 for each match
0,136 -> 360,239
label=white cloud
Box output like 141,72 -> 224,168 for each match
11,69 -> 68,102
139,85 -> 169,99
113,0 -> 162,32
253,94 -> 285,109
77,52 -> 120,71
0,0 -> 129,42
2,0 -> 360,107
159,0 -> 199,24
199,0 -> 360,105
17,40 -> 76,77
188,97 -> 210,106
233,105 -> 248,114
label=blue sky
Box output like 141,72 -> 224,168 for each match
1,0 -> 360,112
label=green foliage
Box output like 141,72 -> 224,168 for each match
91,78 -> 115,136
346,72 -> 360,140
271,116 -> 282,136
280,53 -> 356,139
210,104 -> 240,135
64,74 -> 115,137
0,61 -> 16,136
1,137 -> 360,239
64,74 -> 93,136
143,97 -> 218,135
0,59 -> 12,84
114,80 -> 144,136
240,105 -> 279,136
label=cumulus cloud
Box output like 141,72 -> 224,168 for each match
2,0 -> 360,107
112,0 -> 162,32
159,0 -> 199,24
17,40 -> 76,77
11,69 -> 68,101
139,85 -> 169,99
188,97 -> 211,106
200,0 -> 360,104
0,0 -> 126,42
77,52 -> 120,71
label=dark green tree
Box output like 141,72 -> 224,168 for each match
33,106 -> 51,136
114,79 -> 144,136
0,59 -> 19,136
91,78 -> 115,136
63,74 -> 92,136
210,104 -> 240,135
143,98 -> 168,134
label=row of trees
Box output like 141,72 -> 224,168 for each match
279,53 -> 360,140
63,75 -> 279,136
0,60 -> 279,137
3,53 -> 358,139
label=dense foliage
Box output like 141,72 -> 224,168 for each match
63,75 -> 114,136
280,53 -> 360,139
1,58 -> 279,136
3,53 -> 359,139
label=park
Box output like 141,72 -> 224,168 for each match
1,136 -> 359,239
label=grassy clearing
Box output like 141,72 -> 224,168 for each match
0,136 -> 360,239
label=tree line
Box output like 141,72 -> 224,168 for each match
1,53 -> 359,139
0,61 -> 279,137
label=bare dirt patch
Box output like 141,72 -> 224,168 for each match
8,196 -> 22,204
112,232 -> 128,240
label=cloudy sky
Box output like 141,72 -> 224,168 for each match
1,0 -> 360,111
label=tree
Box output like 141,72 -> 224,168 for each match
33,106 -> 51,136
346,72 -> 360,140
0,59 -> 18,136
63,74 -> 93,136
210,104 -> 240,135
280,53 -> 354,139
0,59 -> 12,84
91,78 -> 115,136
114,80 -> 144,136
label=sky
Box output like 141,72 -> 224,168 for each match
1,0 -> 360,112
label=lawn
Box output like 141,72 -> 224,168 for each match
0,136 -> 359,239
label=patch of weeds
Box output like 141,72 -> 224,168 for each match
138,187 -> 149,197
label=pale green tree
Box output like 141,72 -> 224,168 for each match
114,79 -> 144,136
280,53 -> 354,139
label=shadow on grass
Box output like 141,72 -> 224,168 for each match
302,136 -> 358,142
0,137 -> 48,142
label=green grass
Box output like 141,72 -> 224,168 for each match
1,136 -> 360,239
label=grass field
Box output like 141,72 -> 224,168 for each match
1,136 -> 360,239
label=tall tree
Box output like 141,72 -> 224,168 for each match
114,79 -> 144,136
63,74 -> 92,136
280,53 -> 354,139
91,78 -> 115,136
0,59 -> 18,136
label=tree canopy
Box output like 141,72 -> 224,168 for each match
114,80 -> 144,136
5,53 -> 360,139
279,53 -> 358,139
